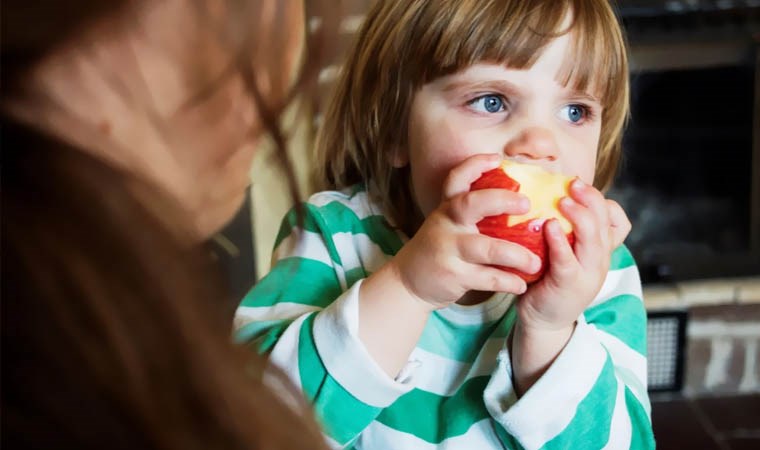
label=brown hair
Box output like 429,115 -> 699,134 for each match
315,0 -> 629,233
1,119 -> 330,450
2,0 -> 338,448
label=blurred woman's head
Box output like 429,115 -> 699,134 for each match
2,1 -> 337,448
2,0 -> 335,238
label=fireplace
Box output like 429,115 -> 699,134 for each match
609,3 -> 760,284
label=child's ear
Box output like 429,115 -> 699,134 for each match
391,147 -> 409,168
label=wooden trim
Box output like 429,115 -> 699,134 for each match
751,44 -> 760,254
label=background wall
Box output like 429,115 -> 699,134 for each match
249,0 -> 371,277
249,100 -> 316,278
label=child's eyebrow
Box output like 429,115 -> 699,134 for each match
565,90 -> 601,105
440,79 -> 520,96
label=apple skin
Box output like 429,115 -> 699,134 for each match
470,162 -> 576,284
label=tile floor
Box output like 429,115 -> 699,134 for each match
651,393 -> 760,449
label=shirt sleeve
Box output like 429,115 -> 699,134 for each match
483,245 -> 656,450
234,202 -> 413,448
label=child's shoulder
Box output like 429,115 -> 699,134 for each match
306,184 -> 365,205
305,184 -> 381,220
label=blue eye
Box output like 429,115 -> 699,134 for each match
469,94 -> 507,113
560,104 -> 587,123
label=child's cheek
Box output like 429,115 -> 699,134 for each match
435,117 -> 489,162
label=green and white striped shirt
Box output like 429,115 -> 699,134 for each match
235,186 -> 654,450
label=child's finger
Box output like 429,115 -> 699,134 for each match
558,196 -> 601,264
447,189 -> 529,225
464,265 -> 528,295
606,199 -> 631,248
568,179 -> 609,241
544,218 -> 577,277
458,234 -> 541,275
442,153 -> 502,199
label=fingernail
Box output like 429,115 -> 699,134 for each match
530,255 -> 542,273
572,178 -> 585,190
559,197 -> 573,208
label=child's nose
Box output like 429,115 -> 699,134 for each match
503,127 -> 559,162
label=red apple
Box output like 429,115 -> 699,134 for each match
470,160 -> 576,284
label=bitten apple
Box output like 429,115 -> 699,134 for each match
469,160 -> 576,284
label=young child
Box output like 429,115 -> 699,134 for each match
236,1 -> 655,449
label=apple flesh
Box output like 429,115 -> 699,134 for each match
470,160 -> 576,284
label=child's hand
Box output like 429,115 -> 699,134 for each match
517,179 -> 632,332
389,154 -> 542,310
508,180 -> 630,395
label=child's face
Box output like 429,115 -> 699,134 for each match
402,33 -> 602,218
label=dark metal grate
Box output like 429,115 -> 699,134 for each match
647,310 -> 688,392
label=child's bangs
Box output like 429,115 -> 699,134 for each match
418,0 -> 626,108
419,0 -> 566,81
556,1 -> 628,109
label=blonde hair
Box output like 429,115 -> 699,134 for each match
315,0 -> 629,232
